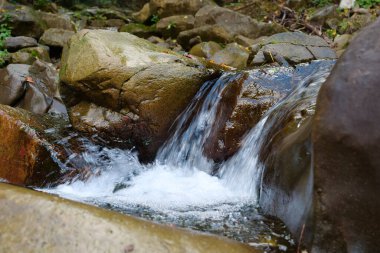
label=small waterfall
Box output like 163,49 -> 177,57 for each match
42,60 -> 334,247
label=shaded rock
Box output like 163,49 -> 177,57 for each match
81,7 -> 130,22
20,46 -> 51,63
40,28 -> 75,48
38,11 -> 75,31
177,25 -> 234,50
0,64 -> 29,106
312,17 -> 380,252
150,0 -> 215,18
7,6 -> 44,38
210,43 -> 250,69
0,183 -> 257,253
194,5 -> 285,40
132,2 -> 151,23
0,105 -> 84,187
119,24 -> 158,38
189,41 -> 223,59
0,60 -> 64,114
234,35 -> 255,47
251,32 -> 336,66
307,4 -> 338,26
88,19 -> 126,30
10,52 -> 35,65
4,36 -> 38,52
60,29 -> 213,160
156,15 -> 195,38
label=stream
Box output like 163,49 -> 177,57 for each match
42,60 -> 334,252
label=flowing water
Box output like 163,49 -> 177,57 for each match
42,60 -> 335,252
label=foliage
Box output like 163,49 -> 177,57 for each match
33,0 -> 51,9
150,14 -> 160,24
356,0 -> 380,8
0,14 -> 11,67
311,0 -> 333,7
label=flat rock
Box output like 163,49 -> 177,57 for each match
4,36 -> 38,52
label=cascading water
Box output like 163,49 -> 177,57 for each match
42,60 -> 335,251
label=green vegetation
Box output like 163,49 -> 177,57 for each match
311,0 -> 333,7
150,14 -> 160,24
356,0 -> 380,8
0,14 -> 11,67
33,0 -> 51,9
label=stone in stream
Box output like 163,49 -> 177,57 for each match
189,41 -> 223,59
60,29 -> 215,161
209,42 -> 250,69
0,105 -> 88,187
258,18 -> 380,252
204,66 -> 294,162
0,183 -> 257,253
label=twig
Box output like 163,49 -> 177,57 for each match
297,223 -> 306,253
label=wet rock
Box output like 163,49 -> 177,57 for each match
0,105 -> 81,187
39,28 -> 75,48
194,5 -> 285,40
210,43 -> 250,69
177,25 -> 234,50
4,36 -> 38,52
60,29 -> 213,160
205,67 -> 294,161
0,183 -> 257,253
312,17 -> 380,252
119,24 -> 158,39
156,15 -> 195,38
251,32 -> 336,66
189,41 -> 223,59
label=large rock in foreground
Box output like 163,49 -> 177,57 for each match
0,183 -> 257,253
60,29 -> 214,160
312,17 -> 380,252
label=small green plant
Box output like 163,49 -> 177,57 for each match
356,0 -> 380,8
0,14 -> 11,67
150,14 -> 160,24
311,0 -> 333,7
33,0 -> 51,9
326,29 -> 337,39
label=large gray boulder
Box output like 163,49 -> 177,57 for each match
60,29 -> 214,160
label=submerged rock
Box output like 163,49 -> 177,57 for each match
60,29 -> 214,160
0,183 -> 257,253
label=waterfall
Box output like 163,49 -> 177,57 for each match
42,60 -> 334,246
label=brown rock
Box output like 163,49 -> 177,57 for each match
39,28 -> 75,48
156,15 -> 195,38
312,17 -> 380,252
0,183 -> 258,253
4,36 -> 38,52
